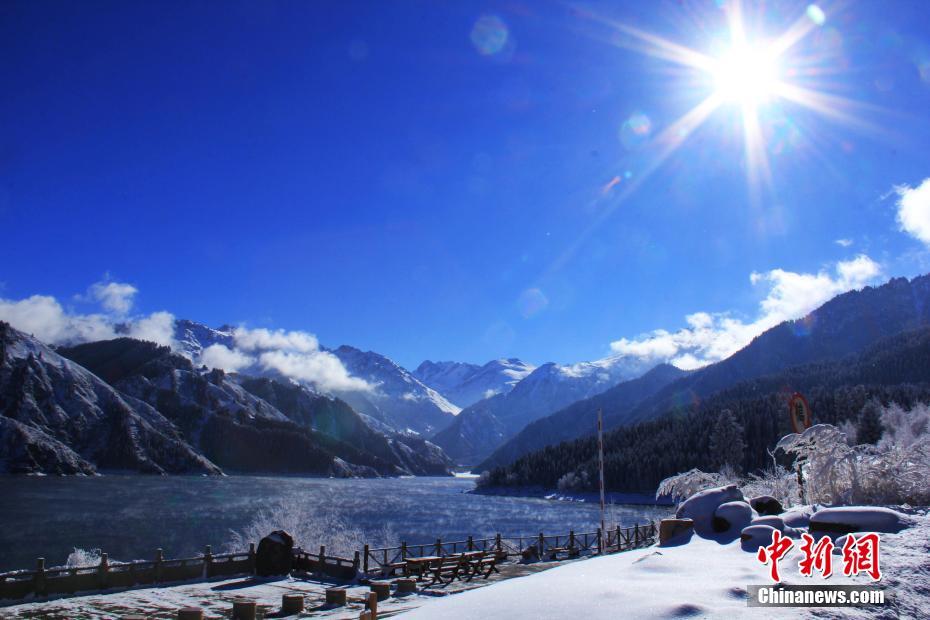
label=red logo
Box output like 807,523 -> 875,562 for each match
757,530 -> 794,582
758,532 -> 883,582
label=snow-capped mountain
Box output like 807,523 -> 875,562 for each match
171,320 -> 457,436
329,345 -> 460,436
431,353 -> 655,465
413,358 -> 535,408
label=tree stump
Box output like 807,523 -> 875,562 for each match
282,593 -> 304,613
325,587 -> 348,606
232,600 -> 257,620
659,518 -> 694,545
177,609 -> 203,620
370,580 -> 391,601
395,578 -> 417,594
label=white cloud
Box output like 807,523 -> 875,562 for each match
258,349 -> 371,392
89,280 -> 138,315
200,343 -> 255,373
610,255 -> 883,370
126,311 -> 177,348
835,238 -> 853,247
233,327 -> 319,353
0,295 -> 115,344
895,178 -> 930,246
0,283 -> 375,395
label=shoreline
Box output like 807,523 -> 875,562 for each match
469,485 -> 675,506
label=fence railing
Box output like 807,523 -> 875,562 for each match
0,521 -> 659,601
0,545 -> 256,601
361,522 -> 658,575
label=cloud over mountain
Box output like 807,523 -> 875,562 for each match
610,255 -> 883,369
895,178 -> 930,246
0,281 -> 370,394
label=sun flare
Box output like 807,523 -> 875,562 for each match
712,43 -> 781,105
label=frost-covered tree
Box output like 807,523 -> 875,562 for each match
709,409 -> 745,470
776,403 -> 930,505
857,398 -> 884,444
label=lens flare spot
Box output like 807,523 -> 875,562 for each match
518,287 -> 548,318
806,5 -> 826,27
918,60 -> 930,84
471,15 -> 509,56
620,113 -> 652,149
601,175 -> 622,195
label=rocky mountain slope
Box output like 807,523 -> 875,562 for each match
475,363 -> 688,472
0,323 -> 220,475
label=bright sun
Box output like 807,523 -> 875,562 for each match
712,43 -> 781,105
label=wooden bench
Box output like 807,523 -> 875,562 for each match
428,555 -> 468,585
466,552 -> 500,580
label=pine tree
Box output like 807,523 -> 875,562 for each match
709,408 -> 745,471
857,399 -> 884,444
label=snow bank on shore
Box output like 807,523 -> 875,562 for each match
399,508 -> 930,619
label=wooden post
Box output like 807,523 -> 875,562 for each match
401,541 -> 407,560
34,558 -> 46,597
569,530 -> 575,550
435,538 -> 442,556
634,524 -> 640,546
368,590 -> 378,619
370,581 -> 390,601
231,600 -> 256,620
177,609 -> 203,620
155,549 -> 164,583
363,544 -> 370,574
467,536 -> 474,551
99,552 -> 109,589
203,545 -> 212,579
495,533 -> 502,552
319,545 -> 326,578
596,528 -> 603,555
353,550 -> 361,573
538,532 -> 545,558
282,593 -> 304,614
325,587 -> 348,606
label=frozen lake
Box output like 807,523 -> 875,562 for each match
0,475 -> 669,572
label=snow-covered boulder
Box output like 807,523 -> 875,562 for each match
809,506 -> 913,534
712,501 -> 756,534
781,505 -> 815,529
750,515 -> 785,531
739,525 -> 776,551
676,485 -> 744,536
749,495 -> 784,516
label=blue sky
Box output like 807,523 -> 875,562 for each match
3,0 -> 930,371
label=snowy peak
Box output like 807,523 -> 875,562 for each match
328,345 -> 460,435
414,357 -> 535,408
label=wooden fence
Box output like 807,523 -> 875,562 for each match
0,545 -> 255,601
0,521 -> 658,601
361,521 -> 658,576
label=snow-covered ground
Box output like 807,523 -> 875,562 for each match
4,508 -> 926,619
398,508 -> 930,619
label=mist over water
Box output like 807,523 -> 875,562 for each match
0,476 -> 669,572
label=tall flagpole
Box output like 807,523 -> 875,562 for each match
597,408 -> 606,540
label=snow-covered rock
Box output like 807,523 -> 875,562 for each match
748,495 -> 783,516
781,505 -> 815,529
739,524 -> 776,551
676,485 -> 744,536
750,515 -> 786,532
712,501 -> 756,534
809,506 -> 913,534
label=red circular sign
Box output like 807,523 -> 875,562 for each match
788,392 -> 812,434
